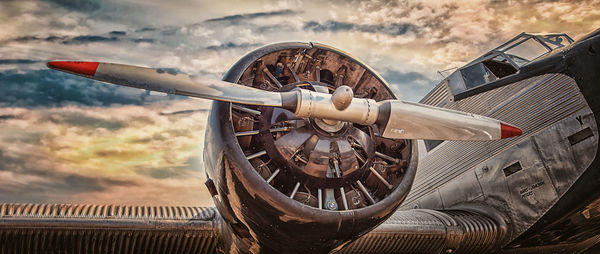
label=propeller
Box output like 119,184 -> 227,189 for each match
47,61 -> 522,141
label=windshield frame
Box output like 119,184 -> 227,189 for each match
445,32 -> 573,100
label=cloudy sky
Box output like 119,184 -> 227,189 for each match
0,0 -> 599,207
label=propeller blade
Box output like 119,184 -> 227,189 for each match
375,100 -> 522,140
290,88 -> 521,140
47,61 -> 521,141
47,61 -> 296,107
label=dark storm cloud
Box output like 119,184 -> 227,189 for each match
257,24 -> 297,33
0,69 -> 178,108
109,31 -> 127,36
12,35 -> 67,43
0,59 -> 39,65
206,42 -> 262,51
160,27 -> 179,36
203,9 -> 300,24
303,20 -> 416,36
62,35 -> 118,44
45,0 -> 102,12
136,27 -> 157,32
0,115 -> 17,120
133,38 -> 154,43
6,33 -> 157,46
7,35 -> 109,44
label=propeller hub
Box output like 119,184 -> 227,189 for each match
312,118 -> 347,134
331,85 -> 354,111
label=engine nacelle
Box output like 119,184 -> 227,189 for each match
204,42 -> 418,253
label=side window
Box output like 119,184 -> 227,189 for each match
461,63 -> 495,89
483,55 -> 518,78
460,54 -> 517,90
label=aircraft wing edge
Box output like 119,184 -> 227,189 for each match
0,203 -> 518,253
0,203 -> 223,253
336,208 -> 506,253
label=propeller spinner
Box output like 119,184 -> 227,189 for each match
47,61 -> 521,141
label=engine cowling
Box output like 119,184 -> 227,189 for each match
203,42 -> 418,253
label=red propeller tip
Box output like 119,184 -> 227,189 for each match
500,123 -> 522,138
47,61 -> 99,76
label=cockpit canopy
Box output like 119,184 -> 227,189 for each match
423,32 -> 573,153
446,33 -> 573,98
499,33 -> 573,65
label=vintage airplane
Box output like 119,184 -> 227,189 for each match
0,27 -> 599,253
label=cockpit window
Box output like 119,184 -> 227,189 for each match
502,37 -> 549,66
484,55 -> 518,78
497,33 -> 573,67
461,63 -> 496,89
446,32 -> 573,98
461,54 -> 517,89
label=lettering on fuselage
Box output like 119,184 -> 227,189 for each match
576,115 -> 583,125
519,181 -> 545,198
390,128 -> 405,134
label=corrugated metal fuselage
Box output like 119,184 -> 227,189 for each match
402,30 -> 600,251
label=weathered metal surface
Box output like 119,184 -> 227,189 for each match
505,29 -> 600,249
406,29 -> 600,251
336,209 -> 505,254
408,73 -> 590,207
404,72 -> 598,243
203,42 -> 418,253
48,61 -> 288,107
0,204 -> 222,254
0,203 -> 507,254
